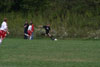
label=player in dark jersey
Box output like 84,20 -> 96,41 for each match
24,21 -> 29,39
39,24 -> 56,40
43,24 -> 51,36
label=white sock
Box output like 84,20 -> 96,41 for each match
29,36 -> 31,40
0,39 -> 2,44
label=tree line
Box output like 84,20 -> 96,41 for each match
0,0 -> 100,16
0,0 -> 100,38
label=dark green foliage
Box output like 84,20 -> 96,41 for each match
0,0 -> 100,14
0,0 -> 100,38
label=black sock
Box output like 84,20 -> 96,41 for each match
50,36 -> 55,40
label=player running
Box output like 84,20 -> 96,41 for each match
24,20 -> 29,39
39,24 -> 57,40
0,18 -> 9,45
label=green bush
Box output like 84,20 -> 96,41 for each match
0,12 -> 100,39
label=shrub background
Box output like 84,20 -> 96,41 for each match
0,0 -> 100,39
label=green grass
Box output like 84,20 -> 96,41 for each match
0,38 -> 100,67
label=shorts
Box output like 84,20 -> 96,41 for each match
28,30 -> 32,36
0,30 -> 7,39
46,31 -> 50,35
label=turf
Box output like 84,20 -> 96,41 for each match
0,38 -> 100,67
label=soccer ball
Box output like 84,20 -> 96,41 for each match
54,38 -> 57,41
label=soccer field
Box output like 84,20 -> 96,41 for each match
0,38 -> 100,67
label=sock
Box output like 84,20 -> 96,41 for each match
0,39 -> 2,44
50,36 -> 55,40
29,36 -> 31,40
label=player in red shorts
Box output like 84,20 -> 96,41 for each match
0,18 -> 9,45
27,23 -> 32,40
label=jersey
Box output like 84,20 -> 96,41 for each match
28,25 -> 32,36
0,21 -> 8,39
28,25 -> 32,31
0,21 -> 8,32
24,23 -> 29,33
43,26 -> 51,34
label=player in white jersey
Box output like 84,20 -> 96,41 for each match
27,23 -> 32,40
0,18 -> 9,45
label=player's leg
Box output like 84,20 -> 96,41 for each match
30,32 -> 33,40
24,33 -> 26,39
29,34 -> 32,40
47,33 -> 55,40
29,33 -> 32,40
0,30 -> 3,45
46,31 -> 57,40
27,31 -> 30,40
26,32 -> 29,39
46,31 -> 53,40
0,34 -> 5,45
0,37 -> 2,45
24,33 -> 29,39
28,31 -> 32,40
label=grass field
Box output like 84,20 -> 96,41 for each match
0,38 -> 100,67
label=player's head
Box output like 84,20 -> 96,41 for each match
4,18 -> 7,22
47,24 -> 50,26
25,20 -> 28,24
30,23 -> 32,25
30,20 -> 32,24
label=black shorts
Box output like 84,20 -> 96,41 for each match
46,31 -> 49,35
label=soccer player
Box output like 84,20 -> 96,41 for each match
0,18 -> 9,44
24,20 -> 29,39
30,21 -> 34,40
27,23 -> 32,40
39,24 -> 56,40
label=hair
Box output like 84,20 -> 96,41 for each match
47,24 -> 50,26
30,20 -> 32,24
4,18 -> 7,21
30,23 -> 32,25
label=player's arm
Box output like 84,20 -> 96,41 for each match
5,24 -> 9,34
5,28 -> 9,34
3,23 -> 9,34
7,30 -> 10,34
38,25 -> 43,28
24,25 -> 27,28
